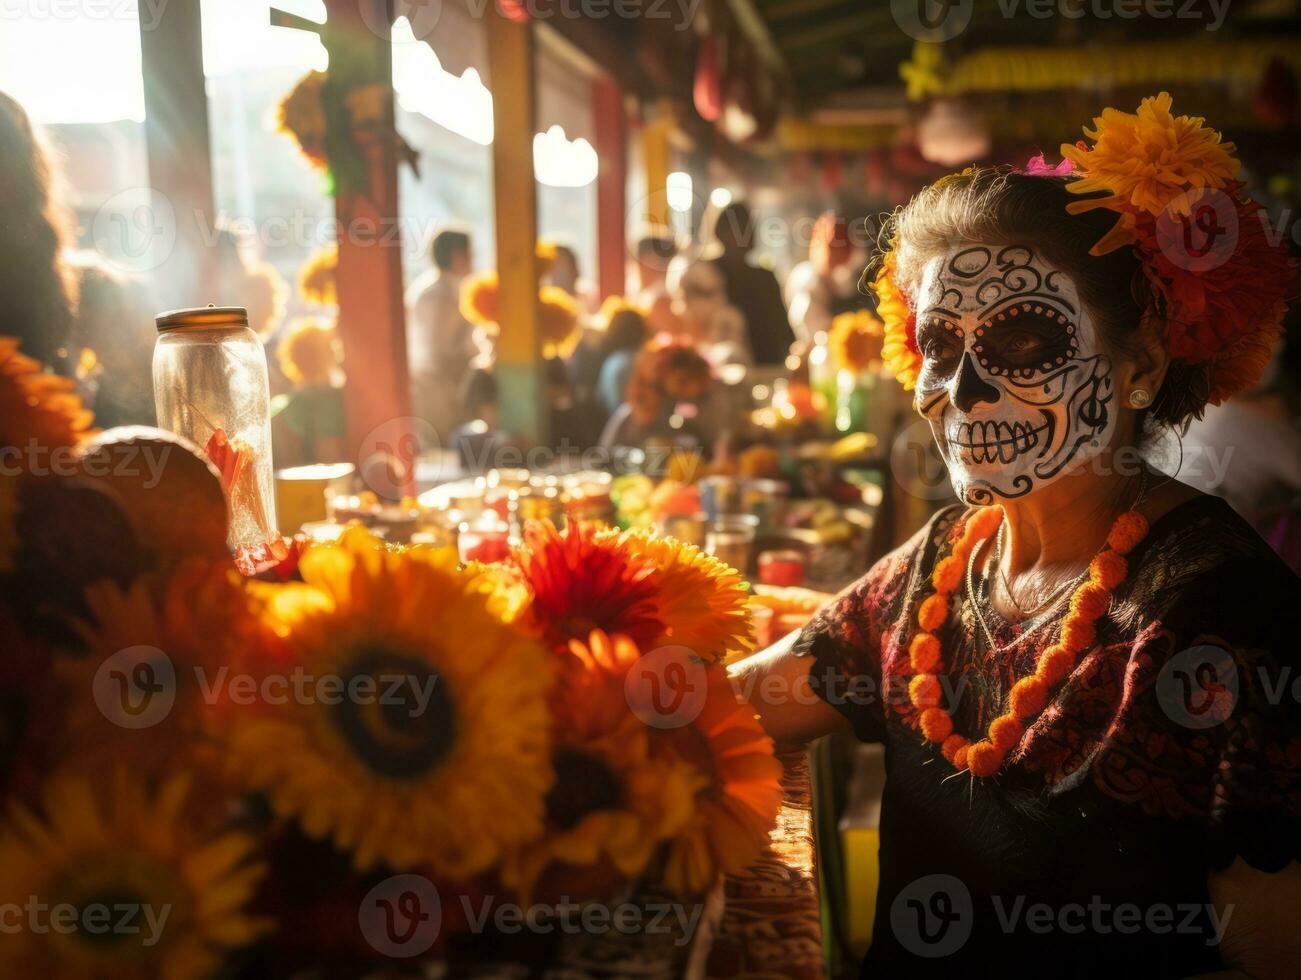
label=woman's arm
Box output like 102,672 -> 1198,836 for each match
1193,860 -> 1301,979
728,630 -> 852,752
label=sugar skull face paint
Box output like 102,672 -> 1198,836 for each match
913,245 -> 1116,505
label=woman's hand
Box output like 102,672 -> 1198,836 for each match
727,630 -> 852,752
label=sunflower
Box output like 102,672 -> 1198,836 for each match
225,526 -> 553,876
828,309 -> 885,375
277,70 -> 328,169
61,558 -> 258,786
871,251 -> 922,391
653,667 -> 782,894
0,336 -> 96,453
512,521 -> 666,656
0,772 -> 269,980
276,318 -> 341,387
297,243 -> 338,308
502,631 -> 698,900
459,271 -> 500,328
1061,92 -> 1240,254
602,527 -> 753,663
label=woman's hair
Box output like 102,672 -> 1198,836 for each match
882,166 -> 1207,430
0,92 -> 78,370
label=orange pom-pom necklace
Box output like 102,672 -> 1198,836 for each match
908,501 -> 1148,778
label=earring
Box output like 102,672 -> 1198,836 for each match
1128,389 -> 1151,408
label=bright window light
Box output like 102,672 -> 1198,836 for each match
667,171 -> 693,213
533,125 -> 598,187
391,17 -> 494,145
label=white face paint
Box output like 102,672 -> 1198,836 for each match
914,245 -> 1116,505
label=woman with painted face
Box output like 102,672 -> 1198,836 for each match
730,95 -> 1299,977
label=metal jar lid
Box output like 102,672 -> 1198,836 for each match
155,305 -> 250,333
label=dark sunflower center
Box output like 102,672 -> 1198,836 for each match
331,650 -> 456,780
545,748 -> 624,830
72,890 -> 151,948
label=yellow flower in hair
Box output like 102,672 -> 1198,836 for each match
226,526 -> 554,876
1061,92 -> 1240,254
0,772 -> 269,980
872,251 -> 922,391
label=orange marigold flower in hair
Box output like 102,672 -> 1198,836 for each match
1061,92 -> 1239,253
941,734 -> 969,764
1106,512 -> 1149,554
1089,551 -> 1127,590
919,707 -> 953,743
967,741 -> 1002,778
871,250 -> 922,390
909,673 -> 942,709
909,632 -> 942,673
917,595 -> 948,633
514,522 -> 666,655
1009,676 -> 1050,718
989,715 -> 1024,753
1070,582 -> 1111,622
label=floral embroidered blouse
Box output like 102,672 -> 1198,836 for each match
795,495 -> 1300,977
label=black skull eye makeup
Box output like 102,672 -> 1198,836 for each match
916,314 -> 965,370
972,302 -> 1078,378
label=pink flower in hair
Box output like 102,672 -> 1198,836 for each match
1022,153 -> 1074,177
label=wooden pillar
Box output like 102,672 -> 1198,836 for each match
137,0 -> 216,308
593,78 -> 627,302
487,7 -> 545,445
322,0 -> 414,487
641,100 -> 673,231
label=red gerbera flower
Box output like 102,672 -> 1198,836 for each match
513,522 -> 666,655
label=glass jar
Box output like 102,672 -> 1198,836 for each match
153,306 -> 278,553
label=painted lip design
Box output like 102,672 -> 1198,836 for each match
948,418 -> 1050,464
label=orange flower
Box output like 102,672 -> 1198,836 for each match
602,527 -> 753,663
872,251 -> 922,390
0,337 -> 96,454
298,242 -> 338,308
655,667 -> 782,894
1061,92 -> 1239,253
513,521 -> 666,655
539,285 -> 579,355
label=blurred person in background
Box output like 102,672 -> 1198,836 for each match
547,243 -> 596,313
671,258 -> 750,365
599,340 -> 718,458
595,305 -> 651,417
213,223 -> 286,341
406,226 -> 476,439
66,252 -> 156,428
785,211 -> 865,344
270,319 -> 346,467
0,91 -> 78,373
710,200 -> 795,366
633,231 -> 681,335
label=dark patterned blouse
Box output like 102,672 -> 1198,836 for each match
794,495 -> 1300,978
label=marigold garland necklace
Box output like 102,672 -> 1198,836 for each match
906,488 -> 1150,778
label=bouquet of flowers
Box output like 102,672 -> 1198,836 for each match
0,336 -> 781,978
